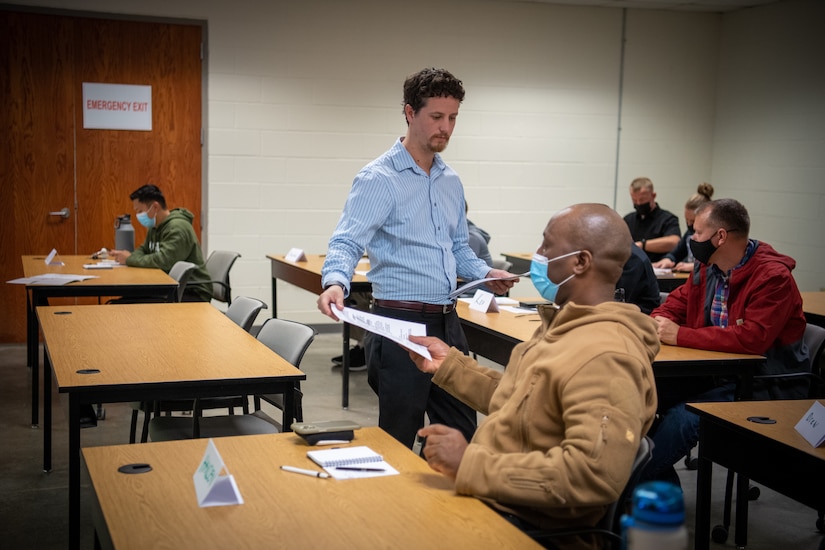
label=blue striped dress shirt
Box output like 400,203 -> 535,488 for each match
322,138 -> 491,304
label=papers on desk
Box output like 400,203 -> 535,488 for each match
7,273 -> 99,285
331,305 -> 431,359
307,445 -> 399,480
654,268 -> 674,277
83,261 -> 118,269
794,401 -> 825,448
193,439 -> 243,507
448,272 -> 529,300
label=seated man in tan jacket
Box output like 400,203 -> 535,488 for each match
409,203 -> 659,550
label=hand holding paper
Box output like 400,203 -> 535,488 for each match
449,271 -> 528,300
331,305 -> 431,360
406,335 -> 450,374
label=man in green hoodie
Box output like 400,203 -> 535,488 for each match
110,184 -> 212,302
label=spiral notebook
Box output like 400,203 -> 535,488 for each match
306,446 -> 399,480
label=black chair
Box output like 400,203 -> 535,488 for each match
711,323 -> 825,544
526,436 -> 654,549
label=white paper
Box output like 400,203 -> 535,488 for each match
458,297 -> 518,306
7,274 -> 98,285
448,272 -> 528,300
653,268 -> 674,277
331,305 -> 431,360
83,264 -> 113,269
469,290 -> 499,313
324,460 -> 399,480
499,306 -> 540,315
193,439 -> 244,507
794,401 -> 825,448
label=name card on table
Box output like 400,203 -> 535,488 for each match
45,248 -> 64,266
193,439 -> 244,507
285,248 -> 307,262
794,401 -> 825,448
469,290 -> 499,313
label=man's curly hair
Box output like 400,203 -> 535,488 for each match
402,67 -> 465,116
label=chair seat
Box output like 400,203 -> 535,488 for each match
149,413 -> 279,442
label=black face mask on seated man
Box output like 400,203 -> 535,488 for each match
634,203 -> 652,217
689,235 -> 717,265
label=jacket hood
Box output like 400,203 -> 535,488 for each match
161,208 -> 195,226
537,301 -> 660,364
467,220 -> 491,244
749,241 -> 796,272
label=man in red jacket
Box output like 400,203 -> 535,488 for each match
643,198 -> 808,484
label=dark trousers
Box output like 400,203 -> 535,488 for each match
365,305 -> 477,449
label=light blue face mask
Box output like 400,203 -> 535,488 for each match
136,210 -> 156,229
530,251 -> 580,303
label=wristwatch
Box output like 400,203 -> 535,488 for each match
641,239 -> 647,251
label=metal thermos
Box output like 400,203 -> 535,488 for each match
115,214 -> 135,251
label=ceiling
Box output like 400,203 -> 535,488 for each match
499,0 -> 784,13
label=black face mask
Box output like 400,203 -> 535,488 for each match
686,224 -> 694,233
689,235 -> 717,265
634,203 -> 652,217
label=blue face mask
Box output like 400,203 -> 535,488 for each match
136,209 -> 156,229
530,251 -> 580,303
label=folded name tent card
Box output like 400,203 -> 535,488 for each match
469,289 -> 500,313
794,401 -> 825,448
45,248 -> 64,266
285,247 -> 307,262
307,445 -> 399,480
193,439 -> 244,507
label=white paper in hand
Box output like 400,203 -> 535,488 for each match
331,305 -> 431,360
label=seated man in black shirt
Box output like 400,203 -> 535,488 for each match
617,243 -> 661,314
623,177 -> 681,262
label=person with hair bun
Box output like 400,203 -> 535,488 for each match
652,183 -> 714,272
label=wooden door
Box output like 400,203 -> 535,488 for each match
0,10 -> 203,343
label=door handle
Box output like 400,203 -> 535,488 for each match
49,207 -> 71,219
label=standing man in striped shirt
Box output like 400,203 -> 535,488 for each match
318,67 -> 516,449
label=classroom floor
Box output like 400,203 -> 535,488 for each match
1,330 -> 822,549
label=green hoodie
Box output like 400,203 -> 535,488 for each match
126,208 -> 212,301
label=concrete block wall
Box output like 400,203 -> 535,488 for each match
10,0 -> 824,325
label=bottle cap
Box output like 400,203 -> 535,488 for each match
630,481 -> 685,525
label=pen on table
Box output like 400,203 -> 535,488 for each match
280,465 -> 330,478
334,466 -> 385,472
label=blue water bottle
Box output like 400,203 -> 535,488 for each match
621,481 -> 688,550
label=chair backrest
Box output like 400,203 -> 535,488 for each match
168,261 -> 198,302
492,258 -> 513,272
803,323 -> 825,376
225,296 -> 268,333
604,435 -> 654,535
204,250 -> 241,304
256,317 -> 316,368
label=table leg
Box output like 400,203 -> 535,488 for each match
43,346 -> 52,472
734,473 -> 749,548
342,322 -> 350,409
283,385 -> 295,432
695,424 -> 712,550
28,292 -> 40,427
68,395 -> 81,550
271,276 -> 278,318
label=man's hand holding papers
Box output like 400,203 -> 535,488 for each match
331,305 -> 432,360
448,270 -> 527,300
